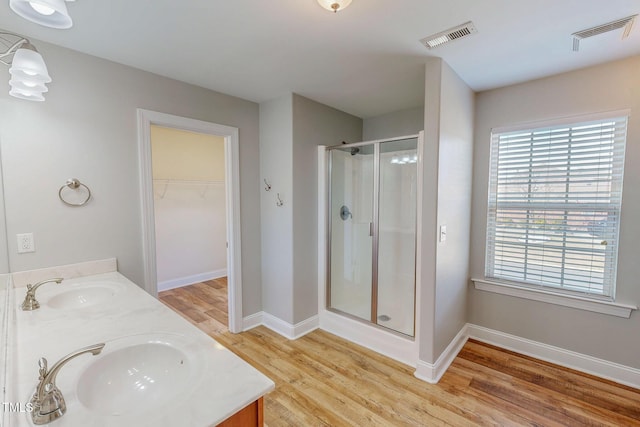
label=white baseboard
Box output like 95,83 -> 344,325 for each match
414,325 -> 469,384
466,324 -> 640,389
262,312 -> 319,339
412,323 -> 640,389
242,312 -> 263,331
243,312 -> 319,340
157,269 -> 227,291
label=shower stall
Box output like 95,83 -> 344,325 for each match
325,135 -> 420,338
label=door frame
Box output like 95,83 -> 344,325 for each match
137,109 -> 243,333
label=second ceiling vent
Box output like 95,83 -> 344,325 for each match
420,21 -> 478,49
572,15 -> 637,52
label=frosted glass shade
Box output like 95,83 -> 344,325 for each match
9,79 -> 49,93
9,48 -> 52,83
9,87 -> 45,102
9,0 -> 72,29
317,0 -> 352,12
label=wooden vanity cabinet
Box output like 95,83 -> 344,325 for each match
216,397 -> 264,426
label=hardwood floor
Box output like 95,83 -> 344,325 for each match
160,280 -> 640,426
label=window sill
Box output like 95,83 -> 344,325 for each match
471,278 -> 637,318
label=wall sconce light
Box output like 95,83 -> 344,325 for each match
1,32 -> 51,101
9,0 -> 74,29
317,0 -> 352,13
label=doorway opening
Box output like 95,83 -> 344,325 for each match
137,109 -> 243,333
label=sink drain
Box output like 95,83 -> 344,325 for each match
377,314 -> 391,322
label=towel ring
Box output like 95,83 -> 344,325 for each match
58,178 -> 91,207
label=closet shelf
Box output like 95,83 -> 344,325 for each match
153,179 -> 224,199
153,179 -> 224,185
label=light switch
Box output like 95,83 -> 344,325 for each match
439,225 -> 447,243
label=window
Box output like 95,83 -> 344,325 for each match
485,113 -> 628,299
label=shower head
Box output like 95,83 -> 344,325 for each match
341,141 -> 360,156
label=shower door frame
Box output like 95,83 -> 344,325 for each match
326,134 -> 420,337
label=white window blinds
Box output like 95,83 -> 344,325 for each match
486,115 -> 628,298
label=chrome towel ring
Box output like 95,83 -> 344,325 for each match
58,178 -> 91,207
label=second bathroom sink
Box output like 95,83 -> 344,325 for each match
44,281 -> 125,310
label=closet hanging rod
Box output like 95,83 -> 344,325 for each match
153,179 -> 224,186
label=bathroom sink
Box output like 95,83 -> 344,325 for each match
45,281 -> 124,310
76,333 -> 202,416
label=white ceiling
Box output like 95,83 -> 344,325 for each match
1,0 -> 639,118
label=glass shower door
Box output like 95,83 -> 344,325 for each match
376,138 -> 418,336
327,136 -> 418,338
328,146 -> 374,322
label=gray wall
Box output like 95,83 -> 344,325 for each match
469,55 -> 640,369
418,58 -> 442,363
0,39 -> 264,316
0,157 -> 8,274
433,62 -> 474,358
363,106 -> 424,141
292,94 -> 362,323
259,93 -> 362,325
418,58 -> 474,364
259,95 -> 295,323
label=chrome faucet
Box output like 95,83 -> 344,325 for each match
30,343 -> 105,425
21,278 -> 63,311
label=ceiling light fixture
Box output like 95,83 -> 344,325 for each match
317,0 -> 352,13
0,32 -> 51,101
9,0 -> 75,29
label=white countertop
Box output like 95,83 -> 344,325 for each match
7,271 -> 274,427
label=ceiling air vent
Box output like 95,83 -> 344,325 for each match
572,15 -> 637,51
420,21 -> 477,49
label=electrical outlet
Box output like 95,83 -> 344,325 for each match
17,233 -> 35,254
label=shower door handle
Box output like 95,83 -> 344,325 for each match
369,222 -> 373,237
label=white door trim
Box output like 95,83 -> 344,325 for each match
137,109 -> 243,333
